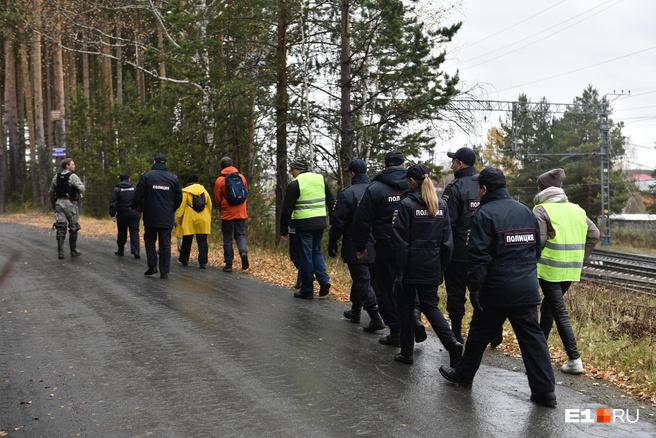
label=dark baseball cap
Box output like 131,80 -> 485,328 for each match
384,151 -> 405,167
473,167 -> 506,189
153,153 -> 167,163
346,159 -> 367,174
447,147 -> 476,166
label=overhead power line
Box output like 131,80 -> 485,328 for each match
498,44 -> 656,92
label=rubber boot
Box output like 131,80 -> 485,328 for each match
414,308 -> 427,343
451,317 -> 464,344
69,231 -> 81,257
363,307 -> 385,332
57,236 -> 65,259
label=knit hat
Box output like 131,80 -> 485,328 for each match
537,168 -> 566,190
220,156 -> 234,169
289,158 -> 310,172
407,163 -> 430,180
384,151 -> 405,167
346,159 -> 367,174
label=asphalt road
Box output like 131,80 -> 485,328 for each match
1,223 -> 654,437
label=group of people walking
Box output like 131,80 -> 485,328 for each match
279,148 -> 599,408
51,153 -> 251,279
50,147 -> 599,408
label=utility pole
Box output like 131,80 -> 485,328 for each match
599,112 -> 611,245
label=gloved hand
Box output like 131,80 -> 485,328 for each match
328,240 -> 338,258
470,289 -> 483,313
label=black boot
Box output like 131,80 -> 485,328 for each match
363,307 -> 385,332
69,231 -> 81,257
343,306 -> 361,324
223,263 -> 233,273
414,308 -> 427,343
57,236 -> 65,259
451,317 -> 464,344
240,253 -> 249,270
379,325 -> 400,347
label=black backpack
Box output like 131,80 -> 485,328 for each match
224,173 -> 248,205
191,192 -> 206,212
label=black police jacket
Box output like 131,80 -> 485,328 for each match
466,188 -> 541,308
131,163 -> 182,229
353,166 -> 408,251
109,181 -> 140,219
328,174 -> 375,264
442,166 -> 480,262
391,191 -> 453,285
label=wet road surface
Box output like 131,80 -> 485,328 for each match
1,223 -> 655,437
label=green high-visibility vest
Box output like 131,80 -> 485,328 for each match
291,172 -> 327,220
535,202 -> 588,282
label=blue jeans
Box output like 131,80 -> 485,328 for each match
296,229 -> 330,294
221,219 -> 248,264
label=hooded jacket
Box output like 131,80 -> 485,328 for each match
467,187 -> 541,308
132,162 -> 182,229
213,166 -> 249,220
109,180 -> 139,219
328,173 -> 376,264
391,190 -> 453,285
353,166 -> 408,251
176,183 -> 213,237
533,186 -> 600,262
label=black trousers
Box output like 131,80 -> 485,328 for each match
116,214 -> 140,255
457,305 -> 555,394
539,279 -> 580,360
399,283 -> 457,357
347,263 -> 377,311
445,260 -> 468,320
179,234 -> 208,266
372,242 -> 399,328
144,227 -> 172,274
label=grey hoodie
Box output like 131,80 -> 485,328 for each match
533,187 -> 600,262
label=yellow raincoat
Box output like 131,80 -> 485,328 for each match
175,183 -> 212,237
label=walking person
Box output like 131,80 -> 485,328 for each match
176,175 -> 213,269
279,158 -> 334,299
132,153 -> 182,279
442,147 -> 480,344
533,168 -> 600,374
392,164 -> 462,366
328,159 -> 384,332
213,157 -> 249,272
353,151 -> 425,347
109,172 -> 141,259
49,158 -> 85,259
439,167 -> 557,408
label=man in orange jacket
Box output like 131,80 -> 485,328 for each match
213,157 -> 249,272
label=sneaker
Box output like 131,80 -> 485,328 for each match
439,366 -> 472,388
318,283 -> 331,298
223,264 -> 233,273
530,392 -> 557,408
293,292 -> 313,300
394,353 -> 413,365
144,268 -> 158,276
560,358 -> 584,375
70,250 -> 81,258
240,254 -> 249,270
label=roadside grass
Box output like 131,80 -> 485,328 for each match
1,211 -> 654,403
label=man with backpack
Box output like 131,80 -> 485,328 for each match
213,157 -> 249,272
176,175 -> 212,269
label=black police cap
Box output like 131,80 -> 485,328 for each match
447,147 -> 476,166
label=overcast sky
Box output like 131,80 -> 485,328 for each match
437,0 -> 656,172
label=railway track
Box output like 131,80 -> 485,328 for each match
583,249 -> 656,296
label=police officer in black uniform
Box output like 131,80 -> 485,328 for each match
132,153 -> 182,279
442,147 -> 480,344
439,167 -> 557,408
391,164 -> 462,366
109,172 -> 141,259
353,151 -> 425,346
328,159 -> 384,332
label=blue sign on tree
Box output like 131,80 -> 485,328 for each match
52,147 -> 67,158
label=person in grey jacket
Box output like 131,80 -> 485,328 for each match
49,158 -> 85,259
